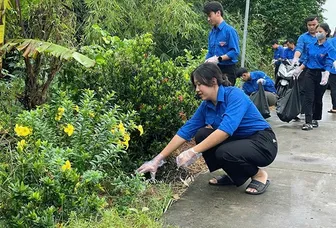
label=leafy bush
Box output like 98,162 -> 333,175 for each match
0,90 -> 145,227
58,30 -> 202,167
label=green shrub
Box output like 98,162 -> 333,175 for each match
58,30 -> 202,168
0,90 -> 143,227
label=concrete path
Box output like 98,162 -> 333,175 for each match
164,90 -> 336,228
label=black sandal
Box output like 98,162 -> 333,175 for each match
302,123 -> 313,131
209,175 -> 234,186
245,180 -> 270,195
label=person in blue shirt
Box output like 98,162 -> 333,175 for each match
203,1 -> 240,87
293,16 -> 319,115
137,63 -> 278,195
284,38 -> 296,61
293,23 -> 336,130
236,68 -> 277,106
271,39 -> 285,79
327,37 -> 336,113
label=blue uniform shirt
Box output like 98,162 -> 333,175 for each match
328,38 -> 336,74
296,32 -> 317,63
242,71 -> 277,95
206,21 -> 240,66
303,40 -> 336,72
273,45 -> 285,60
284,48 -> 296,60
176,86 -> 270,140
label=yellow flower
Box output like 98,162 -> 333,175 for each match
61,160 -> 71,172
110,128 -> 115,134
17,139 -> 26,151
63,124 -> 74,136
122,140 -> 129,149
118,122 -> 125,134
55,107 -> 65,121
89,112 -> 95,118
137,125 -> 144,136
14,124 -> 33,137
122,133 -> 130,149
73,105 -> 79,112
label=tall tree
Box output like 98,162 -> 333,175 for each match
220,0 -> 326,42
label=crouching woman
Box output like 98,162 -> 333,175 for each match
137,63 -> 278,195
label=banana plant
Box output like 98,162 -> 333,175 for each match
1,39 -> 95,109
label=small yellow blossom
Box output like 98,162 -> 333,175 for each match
89,112 -> 95,118
55,107 -> 65,121
122,133 -> 130,149
14,124 -> 33,137
73,105 -> 79,112
118,122 -> 125,134
17,139 -> 26,151
110,128 -> 115,134
137,125 -> 144,136
61,160 -> 71,172
63,124 -> 74,136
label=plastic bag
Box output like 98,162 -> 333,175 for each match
276,78 -> 301,122
250,82 -> 271,119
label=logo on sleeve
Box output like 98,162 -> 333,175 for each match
219,41 -> 226,46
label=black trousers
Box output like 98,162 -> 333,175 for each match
329,73 -> 336,109
218,64 -> 237,86
298,68 -> 307,114
303,69 -> 327,123
195,128 -> 278,187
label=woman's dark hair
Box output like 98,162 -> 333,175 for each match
318,23 -> 331,37
190,63 -> 231,88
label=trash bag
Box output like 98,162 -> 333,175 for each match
250,82 -> 271,119
276,78 -> 301,122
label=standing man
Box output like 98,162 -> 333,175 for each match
284,38 -> 296,61
292,16 -> 318,115
203,1 -> 240,86
271,39 -> 285,79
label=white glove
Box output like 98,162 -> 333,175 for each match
292,68 -> 303,79
176,148 -> 201,168
320,71 -> 330,86
271,59 -> 277,64
205,55 -> 218,63
137,154 -> 165,180
291,58 -> 299,66
257,78 -> 265,85
333,61 -> 336,69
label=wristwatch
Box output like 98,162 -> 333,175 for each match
217,56 -> 222,62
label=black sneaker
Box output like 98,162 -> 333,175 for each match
302,123 -> 313,131
312,120 -> 319,128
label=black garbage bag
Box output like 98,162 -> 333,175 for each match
250,82 -> 271,119
276,78 -> 301,122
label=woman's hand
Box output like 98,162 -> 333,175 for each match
176,148 -> 201,168
137,154 -> 165,180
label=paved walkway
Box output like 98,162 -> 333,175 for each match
164,90 -> 336,228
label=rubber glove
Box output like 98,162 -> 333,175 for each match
205,55 -> 218,63
292,67 -> 303,79
291,58 -> 299,66
320,71 -> 330,86
271,59 -> 277,64
176,148 -> 201,168
137,154 -> 165,180
257,78 -> 265,85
